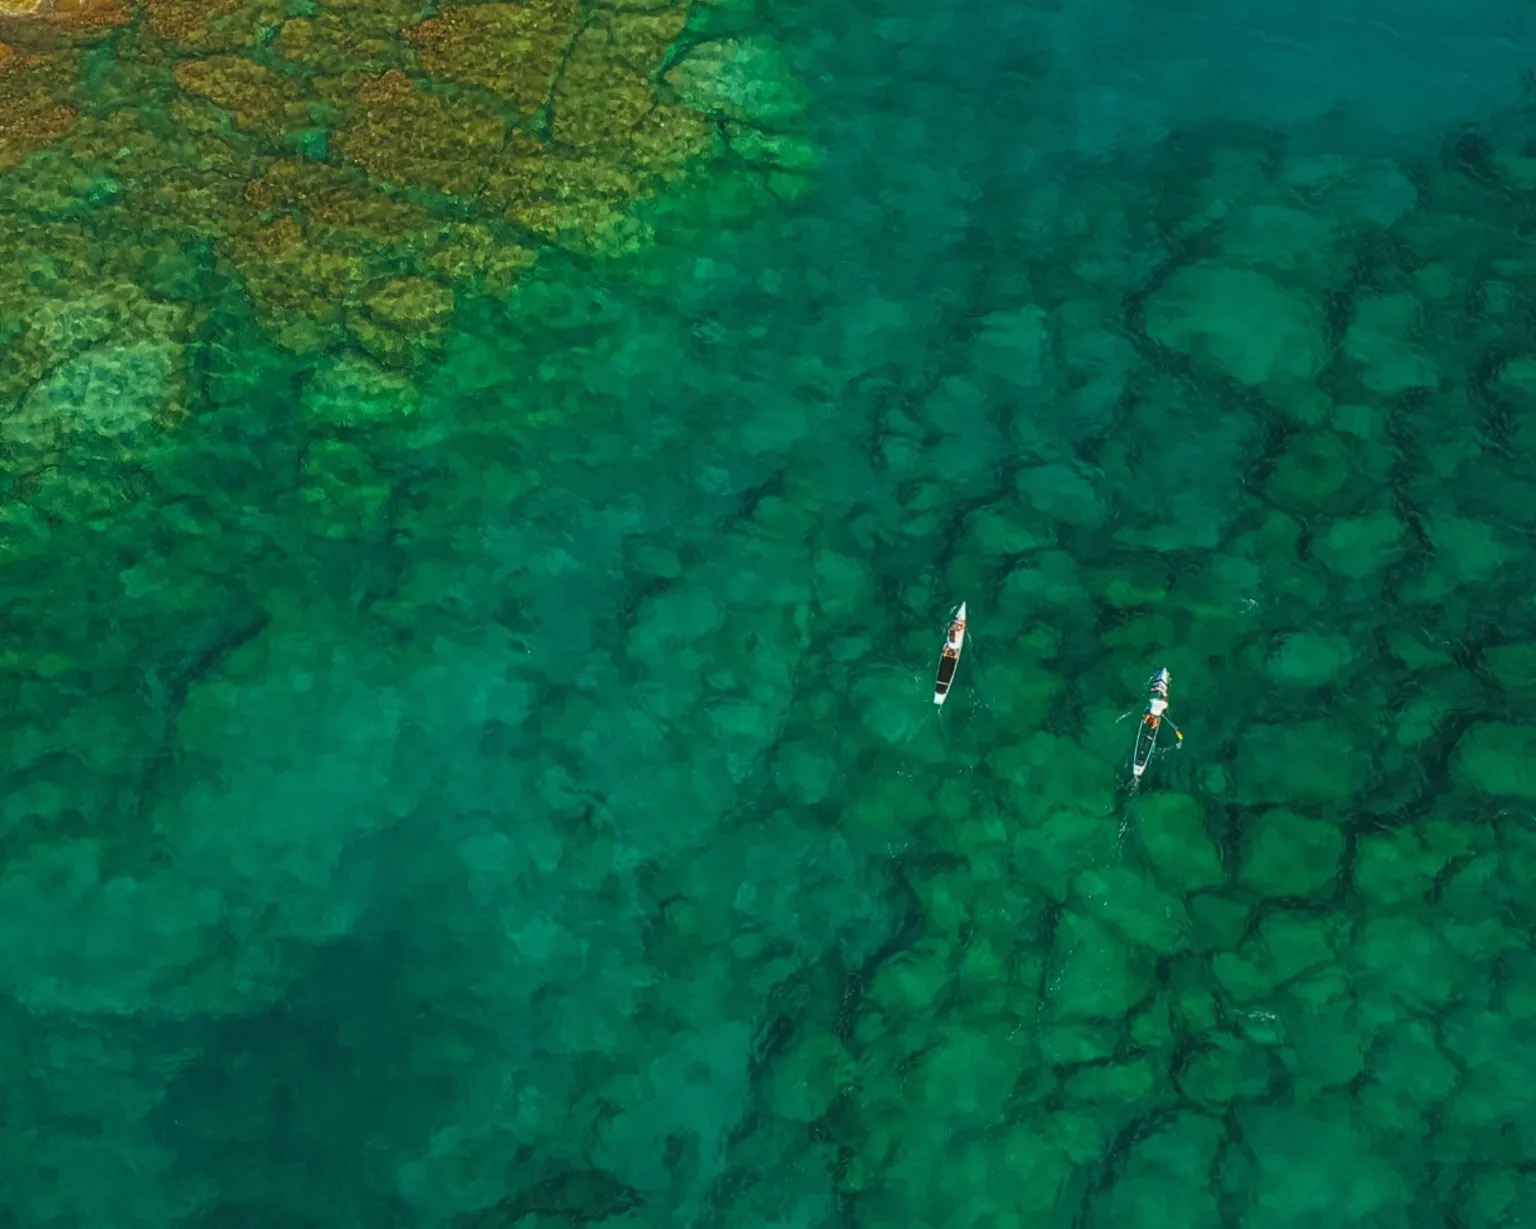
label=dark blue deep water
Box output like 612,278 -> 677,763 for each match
4,0 -> 1536,1224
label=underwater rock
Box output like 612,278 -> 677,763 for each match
858,1115 -> 1075,1223
1130,792 -> 1224,890
962,504 -> 1056,556
173,55 -> 309,141
1314,508 -> 1408,579
335,70 -> 503,196
1045,911 -> 1156,1021
1089,1112 -> 1223,1229
144,0 -> 275,50
3,0 -> 795,361
1006,792 -> 1118,899
0,0 -> 128,43
0,46 -> 76,170
1215,202 -> 1343,291
905,1024 -> 1024,1126
1442,1005 -> 1536,1143
1450,722 -> 1536,798
1343,293 -> 1440,396
273,0 -> 419,72
11,338 -> 178,444
0,839 -> 232,1015
1071,865 -> 1190,955
552,8 -> 688,149
227,214 -> 367,352
1016,460 -> 1105,528
0,622 -> 415,1016
1055,298 -> 1140,438
1482,643 -> 1536,692
1212,910 -> 1338,1003
866,938 -> 954,1016
1238,808 -> 1343,897
1420,510 -> 1517,585
1263,428 -> 1353,511
1066,1057 -> 1156,1106
991,1123 -> 1081,1215
1277,974 -> 1368,1093
0,280 -> 191,467
1144,262 -> 1327,387
1237,1100 -> 1410,1228
1331,158 -> 1419,228
1176,1038 -> 1272,1107
1000,550 -> 1092,619
722,122 -> 818,181
1370,1013 -> 1449,1118
408,0 -> 579,115
1494,354 -> 1536,404
1352,821 -> 1467,906
1264,629 -> 1354,688
765,1031 -> 855,1123
1230,720 -> 1366,805
348,275 -> 456,362
664,36 -> 807,126
971,303 -> 1052,389
301,352 -> 420,427
485,135 -> 649,250
1111,400 -> 1255,551
298,438 -> 392,539
1356,913 -> 1459,1012
1038,1021 -> 1120,1064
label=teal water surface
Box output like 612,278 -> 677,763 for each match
7,0 -> 1536,1225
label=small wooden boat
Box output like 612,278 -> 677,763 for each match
933,602 -> 967,705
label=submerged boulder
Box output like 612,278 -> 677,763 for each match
1145,262 -> 1328,387
1451,723 -> 1536,798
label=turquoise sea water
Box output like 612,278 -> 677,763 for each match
8,0 -> 1536,1224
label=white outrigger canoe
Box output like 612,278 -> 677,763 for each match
1130,666 -> 1183,781
933,602 -> 967,705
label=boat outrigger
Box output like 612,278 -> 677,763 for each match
1131,667 -> 1183,781
933,602 -> 967,705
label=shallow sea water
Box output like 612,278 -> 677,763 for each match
6,0 -> 1536,1225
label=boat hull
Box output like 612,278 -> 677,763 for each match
933,601 -> 967,705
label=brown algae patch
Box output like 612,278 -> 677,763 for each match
0,0 -> 813,368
